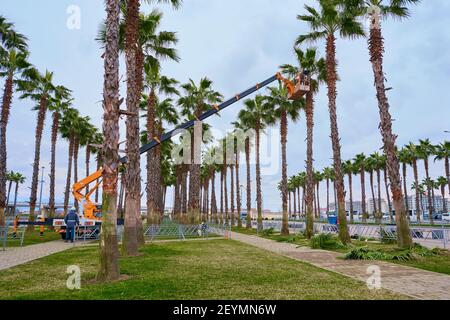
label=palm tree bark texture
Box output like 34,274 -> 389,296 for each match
97,0 -> 120,282
325,34 -> 350,244
305,91 -> 314,238
369,14 -> 412,248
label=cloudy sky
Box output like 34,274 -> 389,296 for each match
2,0 -> 450,211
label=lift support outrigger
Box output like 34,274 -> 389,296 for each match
72,71 -> 311,222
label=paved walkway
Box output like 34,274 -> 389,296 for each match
230,231 -> 450,300
0,240 -> 90,271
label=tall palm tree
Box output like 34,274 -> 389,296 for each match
238,95 -> 269,231
314,170 -> 323,218
233,119 -> 254,229
142,63 -> 179,224
398,147 -> 412,215
59,108 -> 80,214
17,69 -> 55,227
0,49 -> 31,225
343,160 -> 356,223
10,172 -> 25,218
435,141 -> 450,196
48,86 -> 71,218
5,171 -> 14,214
365,155 -> 378,219
417,139 -> 436,224
297,0 -> 364,244
281,46 -> 325,236
140,97 -> 178,223
179,78 -> 223,222
371,152 -> 385,221
436,176 -> 448,213
322,167 -> 334,214
346,0 -> 419,247
406,142 -> 421,221
264,83 -> 304,235
97,0 -> 121,282
354,153 -> 367,222
379,154 -> 393,222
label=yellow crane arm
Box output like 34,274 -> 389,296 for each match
72,168 -> 103,220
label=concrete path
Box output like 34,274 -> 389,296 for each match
230,231 -> 450,300
0,240 -> 90,271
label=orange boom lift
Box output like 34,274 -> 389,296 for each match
73,71 -> 310,220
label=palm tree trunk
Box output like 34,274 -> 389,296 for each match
384,168 -> 393,223
181,167 -> 188,216
235,151 -> 242,228
377,169 -> 382,218
316,183 -> 321,218
211,172 -> 218,223
6,180 -> 12,215
28,95 -> 48,229
118,170 -> 125,219
245,138 -> 252,229
326,178 -> 330,214
424,159 -> 434,225
220,168 -> 224,225
73,137 -> 80,213
445,156 -> 450,196
223,166 -> 229,225
293,187 -> 297,219
370,171 -> 377,217
360,169 -> 367,222
174,165 -> 182,217
188,120 -> 202,223
0,73 -> 13,226
412,160 -> 421,221
64,136 -> 74,214
326,34 -> 350,244
402,163 -> 409,216
96,0 -> 121,282
348,173 -> 354,223
95,154 -> 102,203
280,111 -> 289,236
230,165 -> 235,226
255,123 -> 263,231
146,90 -> 157,224
85,145 -> 91,194
441,186 -> 447,213
48,111 -> 59,219
369,21 -> 412,247
13,181 -> 19,218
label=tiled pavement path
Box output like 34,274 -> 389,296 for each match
0,240 -> 91,271
230,231 -> 450,300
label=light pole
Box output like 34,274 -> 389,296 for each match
38,166 -> 45,214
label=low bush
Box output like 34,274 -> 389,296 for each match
260,228 -> 274,237
310,233 -> 345,250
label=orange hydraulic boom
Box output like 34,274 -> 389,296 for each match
72,71 -> 309,220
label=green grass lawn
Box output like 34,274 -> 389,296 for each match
232,227 -> 450,276
0,239 -> 406,300
3,228 -> 61,247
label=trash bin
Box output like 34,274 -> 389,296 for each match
328,216 -> 338,225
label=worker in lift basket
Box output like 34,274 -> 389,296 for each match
64,208 -> 79,243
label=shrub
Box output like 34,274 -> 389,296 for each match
261,228 -> 274,237
379,227 -> 397,244
344,247 -> 389,260
310,233 -> 345,250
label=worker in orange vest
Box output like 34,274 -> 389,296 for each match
39,215 -> 45,236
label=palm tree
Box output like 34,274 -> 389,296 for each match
0,47 -> 31,225
371,152 -> 385,221
417,139 -> 436,224
142,64 -> 179,224
281,46 -> 325,236
10,172 -> 25,218
406,142 -> 421,221
17,69 -> 55,227
314,170 -> 323,218
365,155 -> 378,219
233,119 -> 254,229
97,0 -> 121,282
232,127 -> 245,228
264,83 -> 304,235
354,153 -> 367,222
398,147 -> 412,215
435,141 -> 450,197
436,176 -> 447,213
297,0 -> 364,244
59,108 -> 80,214
379,155 -> 393,222
238,95 -> 269,231
179,78 -> 223,222
140,97 -> 178,223
343,160 -> 356,223
346,0 -> 419,248
322,167 -> 334,214
48,86 -> 71,218
5,171 -> 14,214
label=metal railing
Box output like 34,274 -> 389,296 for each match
0,221 -> 26,250
143,223 -> 231,241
